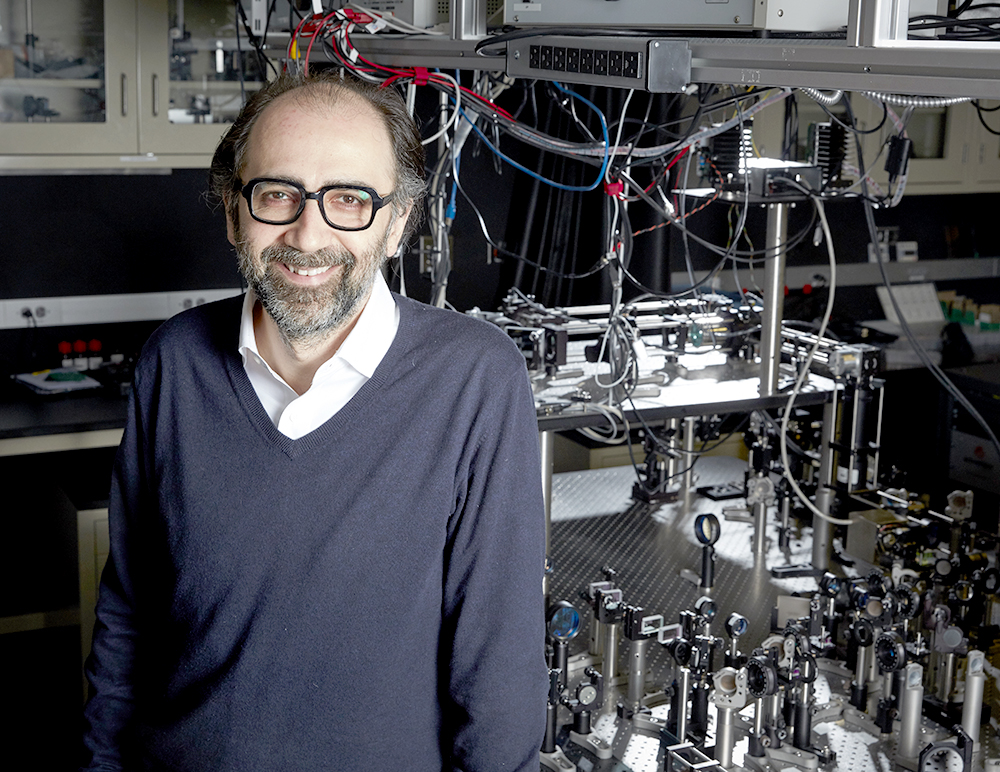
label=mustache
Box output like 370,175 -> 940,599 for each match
259,244 -> 356,269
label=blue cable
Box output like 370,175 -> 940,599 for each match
456,81 -> 611,193
447,152 -> 459,221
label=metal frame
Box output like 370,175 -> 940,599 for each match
342,0 -> 1000,98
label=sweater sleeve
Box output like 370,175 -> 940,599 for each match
441,352 -> 548,772
80,375 -> 148,771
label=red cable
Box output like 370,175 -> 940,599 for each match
304,12 -> 340,75
644,146 -> 689,194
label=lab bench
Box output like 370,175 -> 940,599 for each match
0,381 -> 126,700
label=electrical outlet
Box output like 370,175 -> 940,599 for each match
167,293 -> 210,316
13,299 -> 63,326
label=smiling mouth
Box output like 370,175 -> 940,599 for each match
284,263 -> 332,277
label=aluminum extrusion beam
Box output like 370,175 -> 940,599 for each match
348,34 -> 1000,99
688,36 -> 1000,100
451,0 -> 486,41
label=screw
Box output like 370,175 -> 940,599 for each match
777,8 -> 784,16
734,16 -> 741,23
514,49 -> 520,59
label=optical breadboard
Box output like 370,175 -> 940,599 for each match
506,37 -> 691,93
504,0 -> 942,32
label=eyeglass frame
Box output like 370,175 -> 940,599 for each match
238,177 -> 395,232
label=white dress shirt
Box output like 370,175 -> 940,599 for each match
238,271 -> 400,439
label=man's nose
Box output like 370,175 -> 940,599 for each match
284,197 -> 337,254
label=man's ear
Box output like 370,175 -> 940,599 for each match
385,204 -> 413,257
224,199 -> 237,246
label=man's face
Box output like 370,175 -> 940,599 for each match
227,91 -> 409,345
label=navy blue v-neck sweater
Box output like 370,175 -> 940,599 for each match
82,293 -> 547,771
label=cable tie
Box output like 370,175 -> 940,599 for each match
345,38 -> 359,62
413,67 -> 430,86
604,180 -> 624,198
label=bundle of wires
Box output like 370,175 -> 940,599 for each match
909,1 -> 1000,40
276,10 -> 1000,477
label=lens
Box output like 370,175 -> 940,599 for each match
695,595 -> 717,622
695,513 -> 721,545
819,572 -> 841,597
547,600 -> 581,642
866,570 -> 888,597
714,667 -> 738,695
323,187 -> 374,229
875,632 -> 905,672
668,638 -> 691,666
747,657 -> 776,698
726,612 -> 748,638
251,180 -> 302,223
852,618 -> 874,646
577,683 -> 599,706
849,582 -> 869,611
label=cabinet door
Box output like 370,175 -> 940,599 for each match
137,0 -> 262,157
969,100 -> 1000,191
0,0 -> 138,155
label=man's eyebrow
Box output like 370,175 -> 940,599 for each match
257,175 -> 378,190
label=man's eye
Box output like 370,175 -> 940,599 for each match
331,191 -> 369,207
258,187 -> 299,206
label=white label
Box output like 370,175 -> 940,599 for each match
511,3 -> 542,10
837,466 -> 860,485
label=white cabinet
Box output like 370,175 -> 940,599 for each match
78,507 -> 110,698
0,0 -> 137,158
0,0 -> 257,169
969,100 -> 1000,188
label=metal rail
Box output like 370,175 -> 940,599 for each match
335,0 -> 1000,98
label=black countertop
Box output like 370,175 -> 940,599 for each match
0,379 -> 128,441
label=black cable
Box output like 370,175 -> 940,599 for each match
624,171 -> 819,262
234,0 -> 246,103
855,153 -> 1000,465
233,0 -> 277,80
812,93 -> 889,137
973,100 -> 1000,136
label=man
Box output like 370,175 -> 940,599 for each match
82,70 -> 547,771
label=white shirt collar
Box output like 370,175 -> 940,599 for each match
238,270 -> 398,383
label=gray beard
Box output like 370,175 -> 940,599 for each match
236,237 -> 386,347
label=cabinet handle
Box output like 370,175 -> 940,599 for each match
121,73 -> 127,117
152,74 -> 159,117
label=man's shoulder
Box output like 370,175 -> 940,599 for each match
394,294 -> 516,350
138,294 -> 243,372
392,294 -> 527,382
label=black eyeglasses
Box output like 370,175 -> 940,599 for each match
239,178 -> 394,231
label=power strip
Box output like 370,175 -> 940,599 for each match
506,36 -> 690,93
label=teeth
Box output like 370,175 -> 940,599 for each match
286,264 -> 331,277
